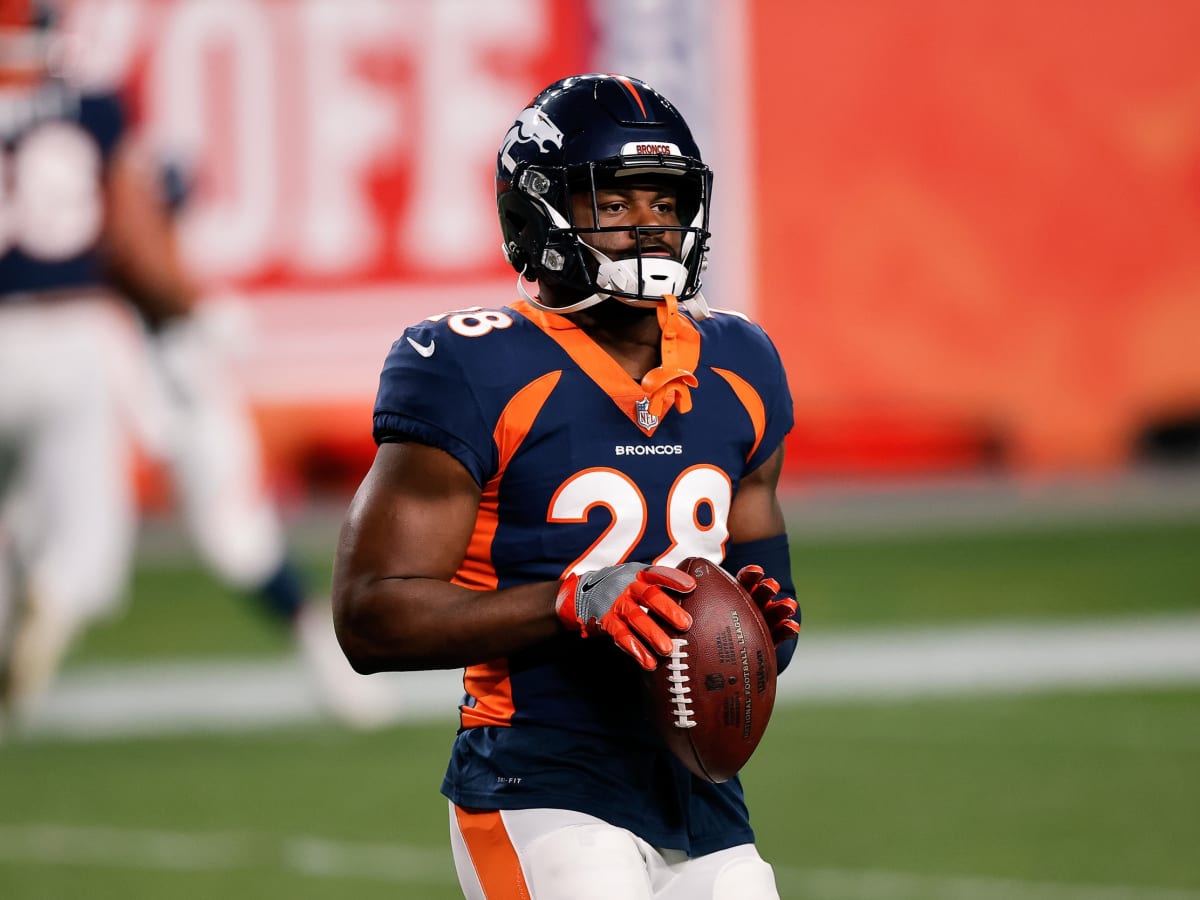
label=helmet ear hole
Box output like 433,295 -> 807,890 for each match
500,215 -> 528,272
497,190 -> 550,277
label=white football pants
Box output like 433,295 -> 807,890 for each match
0,297 -> 141,626
449,803 -> 780,900
135,303 -> 285,591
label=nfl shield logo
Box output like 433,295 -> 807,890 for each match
636,397 -> 659,431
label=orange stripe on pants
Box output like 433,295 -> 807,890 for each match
454,806 -> 531,900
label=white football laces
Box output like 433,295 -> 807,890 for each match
667,637 -> 697,729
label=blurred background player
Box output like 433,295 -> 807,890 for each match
0,0 -> 395,732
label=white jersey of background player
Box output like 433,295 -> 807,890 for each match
0,0 -> 395,731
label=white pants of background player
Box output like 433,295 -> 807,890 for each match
0,296 -> 143,716
134,302 -> 400,729
134,301 -> 286,592
449,804 -> 780,900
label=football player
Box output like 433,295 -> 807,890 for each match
0,0 -> 393,731
332,74 -> 801,899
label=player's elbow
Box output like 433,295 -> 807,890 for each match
331,577 -> 428,674
336,636 -> 381,676
331,581 -> 386,674
330,615 -> 375,675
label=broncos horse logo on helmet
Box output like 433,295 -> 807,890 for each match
499,107 -> 565,174
495,73 -> 713,318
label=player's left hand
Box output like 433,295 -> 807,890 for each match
556,563 -> 695,671
735,565 -> 801,646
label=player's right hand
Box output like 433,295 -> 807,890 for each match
735,565 -> 801,646
556,563 -> 695,671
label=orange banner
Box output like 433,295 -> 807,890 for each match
751,1 -> 1200,473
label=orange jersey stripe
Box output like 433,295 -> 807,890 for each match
454,806 -> 531,900
457,481 -> 512,728
457,371 -> 561,593
496,370 -> 561,470
461,659 -> 517,729
457,369 -> 562,729
455,482 -> 501,592
710,366 -> 768,461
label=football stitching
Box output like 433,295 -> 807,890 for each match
666,637 -> 697,729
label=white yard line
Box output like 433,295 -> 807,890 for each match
1,824 -> 1198,900
787,614 -> 1200,701
18,613 -> 1200,740
773,865 -> 1200,900
0,824 -> 452,883
0,824 -> 251,872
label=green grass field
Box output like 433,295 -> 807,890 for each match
3,513 -> 1199,898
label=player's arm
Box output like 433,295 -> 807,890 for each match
726,443 -> 788,544
332,439 -> 693,673
332,440 -> 562,672
101,138 -> 198,327
724,444 -> 802,668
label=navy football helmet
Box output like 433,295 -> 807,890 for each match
496,73 -> 712,317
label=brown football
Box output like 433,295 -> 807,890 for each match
645,556 -> 778,783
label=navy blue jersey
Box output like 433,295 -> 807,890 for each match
0,79 -> 125,298
373,299 -> 793,855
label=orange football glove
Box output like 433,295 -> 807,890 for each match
736,565 -> 801,646
556,563 -> 695,671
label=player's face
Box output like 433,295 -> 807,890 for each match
571,184 -> 683,262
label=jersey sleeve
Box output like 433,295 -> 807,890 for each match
372,320 -> 495,487
747,324 -> 794,473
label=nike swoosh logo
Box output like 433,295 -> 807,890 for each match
581,570 -> 617,592
406,336 -> 435,358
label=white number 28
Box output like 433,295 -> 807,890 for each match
549,464 -> 732,577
